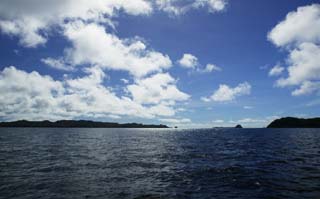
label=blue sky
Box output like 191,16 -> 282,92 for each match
0,0 -> 320,127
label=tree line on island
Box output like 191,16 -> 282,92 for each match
0,120 -> 169,128
267,117 -> 320,128
0,117 -> 320,128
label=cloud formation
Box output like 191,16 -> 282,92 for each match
127,73 -> 190,105
0,0 -> 228,123
203,64 -> 222,73
178,53 -> 199,68
178,54 -> 221,73
0,0 -> 153,47
268,65 -> 284,76
156,0 -> 227,15
202,82 -> 251,102
0,66 -> 189,121
159,118 -> 191,124
268,4 -> 320,96
0,0 -> 227,47
268,4 -> 320,47
49,21 -> 172,77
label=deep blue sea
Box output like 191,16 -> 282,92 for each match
0,128 -> 320,199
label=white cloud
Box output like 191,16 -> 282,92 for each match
292,81 -> 320,96
178,54 -> 221,73
178,53 -> 198,68
127,73 -> 190,104
201,97 -> 211,102
0,0 -> 226,78
155,0 -> 184,15
203,63 -> 221,72
0,0 -> 153,47
41,58 -> 74,71
243,106 -> 253,109
0,66 -> 188,121
210,116 -> 281,128
268,65 -> 284,76
159,118 -> 191,124
228,116 -> 280,127
202,82 -> 251,102
0,0 -> 228,47
268,4 -> 320,96
156,0 -> 227,15
108,114 -> 121,119
193,0 -> 227,13
268,4 -> 320,47
120,78 -> 129,84
183,115 -> 281,128
0,19 -> 47,48
0,66 -> 65,120
0,0 -> 232,122
236,118 -> 266,124
276,43 -> 320,86
51,22 -> 172,77
0,0 -> 176,86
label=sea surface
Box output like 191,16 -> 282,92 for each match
0,128 -> 320,199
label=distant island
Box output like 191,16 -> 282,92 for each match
267,117 -> 320,128
0,120 -> 169,128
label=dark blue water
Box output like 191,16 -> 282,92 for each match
0,128 -> 320,199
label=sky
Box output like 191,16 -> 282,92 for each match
0,0 -> 320,128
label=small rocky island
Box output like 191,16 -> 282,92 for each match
0,120 -> 169,128
235,124 -> 243,128
267,117 -> 320,128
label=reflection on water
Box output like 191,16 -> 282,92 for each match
0,128 -> 320,198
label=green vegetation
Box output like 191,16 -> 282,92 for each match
267,117 -> 320,128
0,120 -> 169,128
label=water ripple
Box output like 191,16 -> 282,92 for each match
0,128 -> 320,198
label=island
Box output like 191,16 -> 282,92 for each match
235,124 -> 243,128
267,117 -> 320,128
0,120 -> 169,128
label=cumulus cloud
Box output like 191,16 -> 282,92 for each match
178,54 -> 221,73
0,66 -> 189,121
48,22 -> 172,77
0,66 -> 65,120
127,73 -> 190,104
0,0 -> 229,121
268,4 -> 320,47
41,58 -> 74,71
268,4 -> 320,96
203,63 -> 222,73
292,81 -> 320,96
202,82 -> 251,102
193,0 -> 227,13
0,0 -> 226,77
0,0 -> 153,47
276,43 -> 320,87
0,0 -> 228,47
156,0 -> 227,15
178,53 -> 199,68
268,65 -> 284,76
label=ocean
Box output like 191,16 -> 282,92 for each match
0,128 -> 319,199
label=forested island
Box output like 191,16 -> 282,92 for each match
0,120 -> 169,128
267,117 -> 320,128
